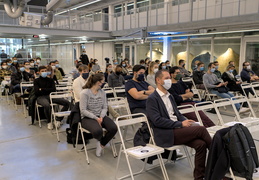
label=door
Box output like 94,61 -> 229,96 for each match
123,43 -> 136,65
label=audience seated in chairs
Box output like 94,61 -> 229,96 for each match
120,60 -> 132,80
193,62 -> 206,90
168,66 -> 215,127
11,57 -> 19,71
203,62 -> 244,112
241,61 -> 259,83
165,60 -> 171,70
91,59 -> 101,73
159,62 -> 167,70
0,61 -> 12,93
178,59 -> 191,77
108,65 -> 125,88
104,64 -> 113,82
72,65 -> 89,102
146,69 -> 212,180
228,61 -> 238,76
146,61 -> 159,88
79,73 -> 117,157
125,65 -> 154,115
34,66 -> 70,130
10,63 -> 35,94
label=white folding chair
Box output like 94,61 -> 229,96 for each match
20,82 -> 34,117
182,77 -> 202,101
56,85 -> 72,92
115,113 -> 169,180
35,101 -> 44,128
230,96 -> 259,133
50,91 -> 72,142
75,122 -> 117,165
194,101 -> 225,136
113,87 -> 126,98
3,76 -> 11,104
241,83 -> 259,112
103,87 -> 114,97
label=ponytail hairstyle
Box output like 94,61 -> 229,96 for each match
83,72 -> 104,89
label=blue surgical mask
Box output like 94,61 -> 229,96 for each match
19,67 -> 25,72
7,63 -> 12,66
162,66 -> 167,69
137,74 -> 145,81
41,72 -> 48,78
13,60 -> 18,63
114,62 -> 118,65
210,68 -> 216,73
55,64 -> 60,68
122,64 -> 126,67
215,66 -> 219,70
200,67 -> 205,71
47,72 -> 51,75
229,69 -> 234,73
82,72 -> 89,79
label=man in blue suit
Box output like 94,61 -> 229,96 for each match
146,69 -> 212,180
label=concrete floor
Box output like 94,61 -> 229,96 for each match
0,101 -> 259,180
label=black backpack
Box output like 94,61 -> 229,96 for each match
66,127 -> 92,147
223,124 -> 259,180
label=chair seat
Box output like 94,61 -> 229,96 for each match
207,125 -> 225,134
238,117 -> 259,126
164,145 -> 184,151
54,111 -> 71,117
125,144 -> 164,159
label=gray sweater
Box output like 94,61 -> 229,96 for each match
80,88 -> 107,119
203,73 -> 221,90
108,72 -> 125,87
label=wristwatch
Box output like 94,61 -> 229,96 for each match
143,90 -> 146,95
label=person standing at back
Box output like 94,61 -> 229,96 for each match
1,50 -> 7,61
79,50 -> 89,65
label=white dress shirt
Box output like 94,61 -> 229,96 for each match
72,75 -> 87,102
156,88 -> 178,121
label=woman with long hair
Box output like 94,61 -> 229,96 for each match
80,73 -> 118,157
146,61 -> 159,88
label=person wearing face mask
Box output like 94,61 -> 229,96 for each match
213,61 -> 222,79
0,62 -> 12,91
6,59 -> 17,73
120,60 -> 133,80
222,65 -> 249,97
168,66 -> 215,127
159,62 -> 167,70
104,64 -> 113,82
54,60 -> 65,76
0,50 -> 8,61
10,64 -> 34,94
125,65 -> 155,114
91,59 -> 101,73
79,50 -> 89,65
49,61 -> 63,80
228,61 -> 238,76
178,59 -> 191,77
146,69 -> 212,180
80,73 -> 118,157
241,61 -> 259,83
165,60 -> 171,70
192,60 -> 201,72
203,63 -> 248,113
107,65 -> 125,88
34,66 -> 70,130
193,62 -> 206,90
11,57 -> 19,71
72,65 -> 89,102
147,62 -> 159,88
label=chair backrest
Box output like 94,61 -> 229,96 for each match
194,101 -> 215,126
231,96 -> 256,120
116,113 -> 155,148
103,87 -> 114,95
113,87 -> 126,97
213,98 -> 234,126
20,82 -> 33,94
108,97 -> 131,117
182,77 -> 197,89
56,85 -> 72,92
178,104 -> 204,126
50,91 -> 72,100
251,82 -> 259,98
103,82 -> 109,88
241,83 -> 253,98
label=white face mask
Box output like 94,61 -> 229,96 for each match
25,65 -> 30,69
30,63 -> 34,66
2,65 -> 7,69
37,60 -> 41,63
162,79 -> 172,90
154,68 -> 158,73
247,65 -> 251,70
51,66 -> 56,70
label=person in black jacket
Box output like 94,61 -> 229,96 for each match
34,66 -> 70,130
10,63 -> 34,94
193,62 -> 205,89
79,50 -> 89,65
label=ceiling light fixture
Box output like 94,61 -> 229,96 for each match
55,0 -> 101,15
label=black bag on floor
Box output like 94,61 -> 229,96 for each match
66,128 -> 92,147
223,124 -> 259,180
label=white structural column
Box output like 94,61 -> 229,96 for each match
108,5 -> 114,31
163,37 -> 172,62
164,0 -> 170,25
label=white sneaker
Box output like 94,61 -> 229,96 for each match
47,123 -> 53,130
55,121 -> 61,129
96,141 -> 103,157
239,107 -> 250,114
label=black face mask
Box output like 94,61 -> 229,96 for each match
82,73 -> 89,79
137,74 -> 145,81
116,71 -> 122,75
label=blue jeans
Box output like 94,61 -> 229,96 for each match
210,89 -> 240,111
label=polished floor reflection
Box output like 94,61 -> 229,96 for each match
0,100 -> 259,180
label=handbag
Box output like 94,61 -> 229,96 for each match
213,82 -> 229,93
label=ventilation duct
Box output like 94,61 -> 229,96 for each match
41,11 -> 54,25
3,0 -> 25,19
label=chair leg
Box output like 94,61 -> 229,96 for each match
115,145 -> 123,180
110,139 -> 117,157
183,146 -> 194,170
52,115 -> 60,142
75,123 -> 80,149
80,124 -> 90,165
36,105 -> 42,128
157,154 -> 169,180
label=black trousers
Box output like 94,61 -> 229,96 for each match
37,95 -> 70,123
81,116 -> 117,146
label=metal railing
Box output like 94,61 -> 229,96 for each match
0,0 -> 258,31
